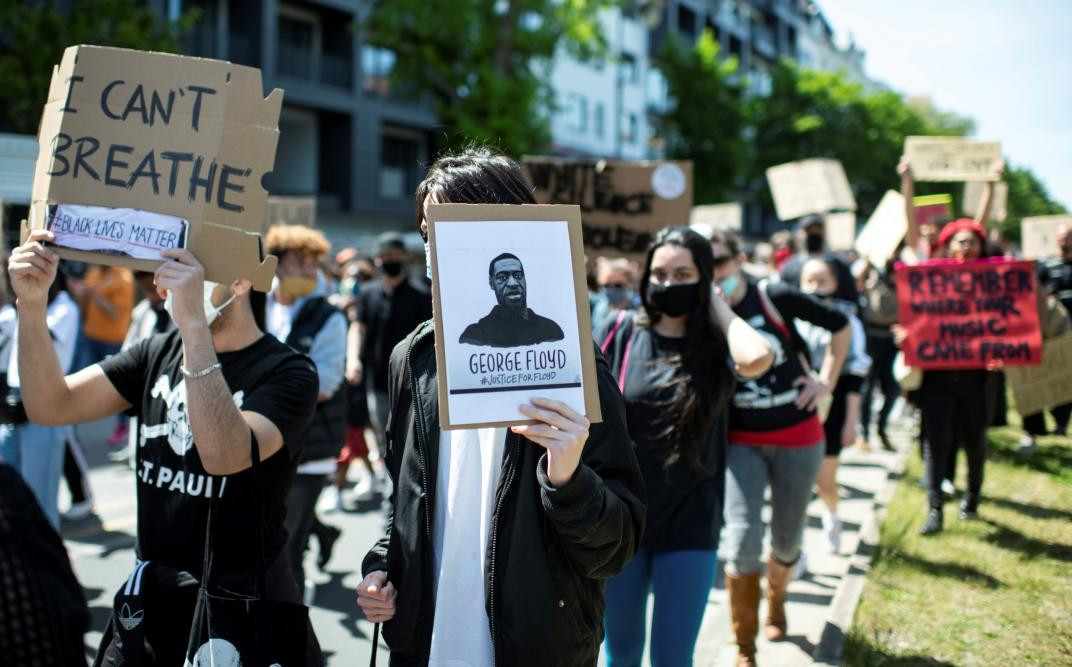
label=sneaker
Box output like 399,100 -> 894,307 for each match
62,500 -> 94,521
317,524 -> 342,570
822,511 -> 842,553
941,479 -> 956,498
107,423 -> 129,446
108,444 -> 132,464
303,580 -> 316,607
958,498 -> 979,521
318,486 -> 343,514
919,509 -> 943,536
1017,433 -> 1036,455
793,550 -> 808,579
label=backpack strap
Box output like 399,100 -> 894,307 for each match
757,279 -> 813,374
599,310 -> 635,392
600,310 -> 629,355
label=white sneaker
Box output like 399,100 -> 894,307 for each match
62,500 -> 94,521
318,487 -> 343,514
941,479 -> 956,497
303,580 -> 316,607
1018,433 -> 1036,454
793,550 -> 808,579
822,511 -> 842,553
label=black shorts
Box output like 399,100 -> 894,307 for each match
823,383 -> 851,457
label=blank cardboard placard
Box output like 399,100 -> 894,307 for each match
522,156 -> 692,256
1021,215 -> 1072,259
29,45 -> 282,290
823,211 -> 857,251
855,190 -> 907,268
903,136 -> 1002,182
690,202 -> 742,233
264,195 -> 317,232
427,203 -> 601,430
962,181 -> 1008,222
1006,334 -> 1072,416
765,158 -> 856,222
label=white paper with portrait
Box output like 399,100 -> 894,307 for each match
434,219 -> 585,427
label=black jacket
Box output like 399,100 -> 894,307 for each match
362,321 -> 646,666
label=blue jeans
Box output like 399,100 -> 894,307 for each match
722,442 -> 824,576
603,548 -> 719,667
0,422 -> 68,529
77,337 -> 122,372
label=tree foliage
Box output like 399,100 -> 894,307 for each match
0,0 -> 198,135
364,0 -> 617,157
1003,164 -> 1067,240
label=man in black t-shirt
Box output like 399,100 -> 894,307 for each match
8,230 -> 321,664
350,233 -> 431,444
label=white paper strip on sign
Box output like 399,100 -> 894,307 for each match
47,204 -> 188,261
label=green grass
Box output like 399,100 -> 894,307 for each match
844,425 -> 1072,666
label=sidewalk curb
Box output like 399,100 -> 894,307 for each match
811,441 -> 910,665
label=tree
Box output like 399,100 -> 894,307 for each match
363,0 -> 617,157
0,0 -> 198,135
655,29 -> 746,204
1003,164 -> 1067,241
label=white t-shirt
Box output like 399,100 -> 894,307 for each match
428,427 -> 507,667
1,292 -> 81,386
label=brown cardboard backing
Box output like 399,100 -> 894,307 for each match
29,45 -> 282,290
426,203 -> 601,430
765,158 -> 856,221
1006,334 -> 1072,415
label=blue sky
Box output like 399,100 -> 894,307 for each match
819,0 -> 1072,209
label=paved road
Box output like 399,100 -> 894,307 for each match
66,414 -> 908,666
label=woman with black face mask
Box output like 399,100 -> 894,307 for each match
598,227 -> 773,667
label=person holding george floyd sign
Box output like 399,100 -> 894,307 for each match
597,227 -> 773,667
706,228 -> 851,667
7,232 -> 323,664
356,148 -> 646,666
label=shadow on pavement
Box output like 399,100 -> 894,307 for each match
311,571 -> 370,642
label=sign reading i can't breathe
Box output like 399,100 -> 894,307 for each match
896,258 -> 1042,369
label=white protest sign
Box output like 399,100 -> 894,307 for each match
854,190 -> 908,267
1021,215 -> 1072,260
690,202 -> 742,233
46,204 -> 187,260
903,136 -> 1002,182
963,181 -> 1008,222
823,211 -> 857,251
765,158 -> 856,222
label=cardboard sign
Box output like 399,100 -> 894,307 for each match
522,156 -> 692,255
903,136 -> 1002,182
823,211 -> 857,251
1021,215 -> 1072,260
896,258 -> 1041,369
913,193 -> 953,229
963,181 -> 1008,222
29,45 -> 282,290
427,203 -> 601,429
855,190 -> 908,268
690,202 -> 742,232
765,158 -> 856,222
264,195 -> 317,231
1005,334 -> 1072,416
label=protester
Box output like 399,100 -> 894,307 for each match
591,256 -> 639,325
706,228 -> 850,666
357,148 -> 646,666
350,233 -> 432,449
8,232 -> 322,663
770,231 -> 796,272
799,257 -> 872,553
0,269 -> 80,529
854,259 -> 900,451
598,227 -> 772,666
776,215 -> 858,306
266,224 -> 349,604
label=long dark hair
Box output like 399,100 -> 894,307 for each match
415,146 -> 536,235
638,226 -> 734,470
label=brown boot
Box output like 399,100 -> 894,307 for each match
726,569 -> 760,666
764,556 -> 793,641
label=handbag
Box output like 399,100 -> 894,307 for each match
184,436 -> 313,666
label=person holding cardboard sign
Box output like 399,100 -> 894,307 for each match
356,149 -> 645,666
8,231 -> 323,664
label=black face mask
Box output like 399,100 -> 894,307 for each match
380,260 -> 404,277
647,282 -> 701,317
805,233 -> 825,253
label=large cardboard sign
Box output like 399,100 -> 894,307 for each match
896,258 -> 1041,369
1021,215 -> 1072,260
522,156 -> 692,255
855,190 -> 908,268
1005,334 -> 1072,416
963,181 -> 1008,222
690,202 -> 742,232
823,211 -> 856,251
765,158 -> 856,222
29,45 -> 282,290
913,193 -> 952,229
427,203 -> 601,429
903,136 -> 1002,182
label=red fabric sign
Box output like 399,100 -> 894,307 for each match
896,258 -> 1042,369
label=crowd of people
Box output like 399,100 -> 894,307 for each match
1,147 -> 1070,667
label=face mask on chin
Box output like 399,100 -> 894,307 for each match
164,281 -> 236,327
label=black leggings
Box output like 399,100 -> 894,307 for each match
1022,402 -> 1072,436
918,370 -> 991,511
861,334 -> 898,440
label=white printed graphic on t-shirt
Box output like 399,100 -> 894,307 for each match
141,374 -> 245,456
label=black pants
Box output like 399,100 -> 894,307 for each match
1022,402 -> 1072,436
919,370 -> 991,511
283,473 -> 327,593
861,333 -> 899,440
63,437 -> 92,504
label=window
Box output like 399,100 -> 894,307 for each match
621,112 -> 639,143
362,46 -> 396,96
677,5 -> 696,39
562,93 -> 588,134
621,52 -> 639,84
594,102 -> 605,138
277,8 -> 319,80
380,130 -> 424,200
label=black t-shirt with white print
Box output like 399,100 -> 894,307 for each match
100,330 -> 318,585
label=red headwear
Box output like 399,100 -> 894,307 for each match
937,218 -> 986,249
